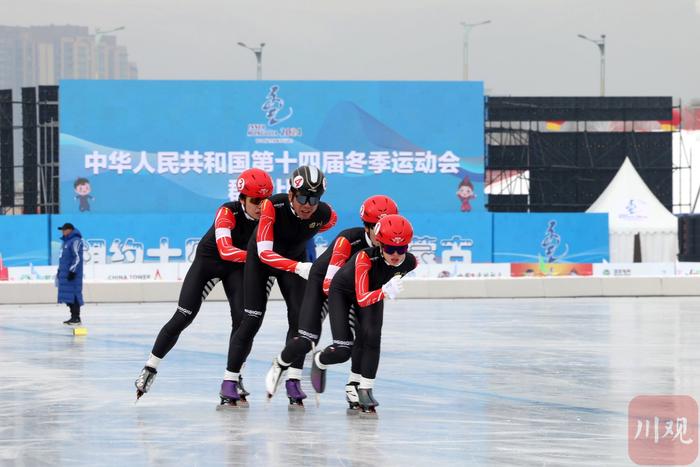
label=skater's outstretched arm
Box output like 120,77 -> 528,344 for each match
256,199 -> 299,272
354,251 -> 385,307
214,206 -> 247,263
322,236 -> 352,295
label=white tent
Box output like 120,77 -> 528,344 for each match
587,157 -> 678,262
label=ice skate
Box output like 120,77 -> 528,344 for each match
237,375 -> 250,407
265,357 -> 287,398
345,382 -> 360,415
135,366 -> 157,400
285,379 -> 307,410
310,352 -> 326,393
63,317 -> 82,326
217,380 -> 244,410
357,388 -> 379,418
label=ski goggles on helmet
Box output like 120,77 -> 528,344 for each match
295,193 -> 321,206
382,244 -> 409,255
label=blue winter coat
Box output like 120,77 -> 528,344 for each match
57,229 -> 84,305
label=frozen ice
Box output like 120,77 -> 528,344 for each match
1,297 -> 698,466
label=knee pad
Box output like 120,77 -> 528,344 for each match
294,337 -> 313,354
328,343 -> 353,363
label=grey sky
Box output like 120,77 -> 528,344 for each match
3,0 -> 700,100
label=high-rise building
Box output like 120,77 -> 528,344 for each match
0,25 -> 138,90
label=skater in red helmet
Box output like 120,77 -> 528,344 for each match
135,168 -> 274,405
265,195 -> 399,409
223,165 -> 338,408
310,214 -> 416,416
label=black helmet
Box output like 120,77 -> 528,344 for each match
289,165 -> 326,197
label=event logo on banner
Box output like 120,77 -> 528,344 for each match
617,198 -> 649,222
247,85 -> 300,142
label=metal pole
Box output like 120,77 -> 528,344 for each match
462,29 -> 470,81
599,34 -> 606,97
460,21 -> 490,81
578,34 -> 606,96
255,51 -> 262,80
238,42 -> 265,80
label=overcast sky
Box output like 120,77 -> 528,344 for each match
3,0 -> 700,101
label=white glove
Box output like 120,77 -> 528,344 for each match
381,276 -> 404,300
295,262 -> 313,280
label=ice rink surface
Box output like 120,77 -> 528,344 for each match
1,296 -> 699,466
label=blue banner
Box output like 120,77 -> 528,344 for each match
45,211 -> 493,265
50,213 -> 213,265
493,213 -> 609,263
0,215 -> 50,266
59,80 -> 485,224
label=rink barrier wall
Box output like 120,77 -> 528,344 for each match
2,276 -> 700,304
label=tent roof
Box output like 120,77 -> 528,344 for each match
586,157 -> 677,233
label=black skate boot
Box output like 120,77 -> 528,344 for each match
63,317 -> 82,326
135,366 -> 157,400
217,380 -> 243,410
285,379 -> 307,410
345,382 -> 360,415
310,352 -> 326,393
237,375 -> 250,407
357,388 -> 379,418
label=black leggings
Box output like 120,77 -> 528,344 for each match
67,302 -> 81,319
281,274 -> 362,372
318,287 -> 383,379
151,257 -> 269,371
226,254 -> 307,372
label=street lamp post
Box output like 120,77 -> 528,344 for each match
577,33 -> 606,96
94,26 -> 126,79
96,26 -> 126,38
460,20 -> 491,81
238,42 -> 265,80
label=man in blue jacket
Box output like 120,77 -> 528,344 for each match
56,222 -> 84,325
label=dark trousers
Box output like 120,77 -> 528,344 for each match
226,254 -> 307,373
151,257 -> 271,371
318,287 -> 383,379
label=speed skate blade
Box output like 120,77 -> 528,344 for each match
216,402 -> 245,411
288,403 -> 305,411
358,410 -> 378,419
72,327 -> 87,336
346,407 -> 360,416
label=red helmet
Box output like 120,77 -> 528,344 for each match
360,195 -> 399,224
374,214 -> 413,246
237,168 -> 273,198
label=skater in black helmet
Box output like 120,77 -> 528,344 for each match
265,195 -> 399,409
221,165 -> 337,407
134,168 -> 274,405
310,214 -> 416,416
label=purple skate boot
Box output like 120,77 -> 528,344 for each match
285,379 -> 307,410
217,380 -> 244,410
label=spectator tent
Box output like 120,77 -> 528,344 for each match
586,157 -> 678,262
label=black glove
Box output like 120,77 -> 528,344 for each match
68,271 -> 76,281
